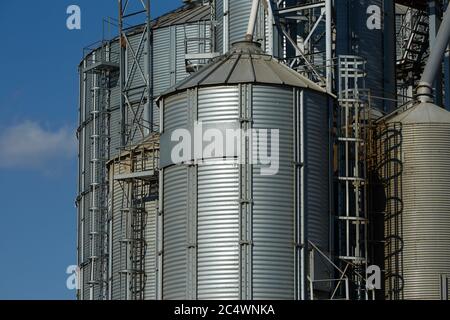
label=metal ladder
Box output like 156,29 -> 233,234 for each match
118,150 -> 147,300
117,142 -> 159,300
88,46 -> 112,300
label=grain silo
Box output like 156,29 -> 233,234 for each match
157,40 -> 332,300
77,1 -> 214,300
373,3 -> 450,300
376,102 -> 450,300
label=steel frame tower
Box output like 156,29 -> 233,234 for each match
274,0 -> 334,92
116,0 -> 160,300
118,0 -> 154,147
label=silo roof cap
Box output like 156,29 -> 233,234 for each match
159,41 -> 326,98
387,102 -> 450,124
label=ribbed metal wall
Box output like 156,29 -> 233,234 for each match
229,0 -> 253,46
144,198 -> 158,299
383,104 -> 450,300
215,0 -> 266,53
197,87 -> 240,300
110,166 -> 125,300
197,161 -> 241,300
78,5 -> 212,299
251,86 -> 295,300
153,21 -> 210,129
160,83 -> 330,300
304,91 -> 330,258
108,150 -> 158,300
162,165 -> 189,300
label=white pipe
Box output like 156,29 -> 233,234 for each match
300,90 -> 305,300
246,0 -> 261,41
262,0 -> 274,55
418,3 -> 450,102
223,0 -> 229,52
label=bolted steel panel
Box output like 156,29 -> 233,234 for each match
303,91 -> 331,293
109,107 -> 121,158
197,161 -> 241,300
77,2 -> 212,300
383,103 -> 450,300
162,165 -> 189,300
159,44 -> 331,298
251,85 -> 295,300
144,199 -> 158,300
110,164 -> 127,300
198,86 -> 240,122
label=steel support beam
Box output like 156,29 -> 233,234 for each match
119,0 -> 153,148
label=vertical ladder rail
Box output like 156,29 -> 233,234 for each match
337,56 -> 370,300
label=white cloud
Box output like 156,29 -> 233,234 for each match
0,121 -> 77,170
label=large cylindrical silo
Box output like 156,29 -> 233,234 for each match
77,2 -> 212,300
378,102 -> 450,300
158,41 -> 332,300
336,0 -> 397,112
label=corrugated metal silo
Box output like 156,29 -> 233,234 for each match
77,3 -> 212,299
214,0 -> 281,56
158,41 -> 332,300
379,102 -> 450,300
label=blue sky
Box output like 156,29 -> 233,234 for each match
0,0 -> 181,300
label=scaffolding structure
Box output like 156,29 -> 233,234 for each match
113,135 -> 159,300
119,0 -> 154,146
115,1 -> 158,300
276,0 -> 334,91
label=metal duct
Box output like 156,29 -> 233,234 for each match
417,3 -> 450,102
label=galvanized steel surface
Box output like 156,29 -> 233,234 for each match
161,41 -> 325,97
215,0 -> 266,53
385,103 -> 450,300
197,160 -> 241,299
107,141 -> 159,300
251,86 -> 295,299
78,3 -> 211,299
162,165 -> 189,300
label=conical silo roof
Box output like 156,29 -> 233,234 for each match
387,102 -> 450,124
160,41 -> 326,97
